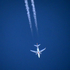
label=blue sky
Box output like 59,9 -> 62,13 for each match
0,0 -> 70,70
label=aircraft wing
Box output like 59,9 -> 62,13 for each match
30,50 -> 37,54
40,48 -> 46,53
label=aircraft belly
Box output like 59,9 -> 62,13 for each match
38,54 -> 40,58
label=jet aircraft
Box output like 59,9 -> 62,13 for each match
30,43 -> 46,58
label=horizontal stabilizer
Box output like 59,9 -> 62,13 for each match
34,44 -> 41,47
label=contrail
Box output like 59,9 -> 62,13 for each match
24,0 -> 33,33
31,0 -> 38,32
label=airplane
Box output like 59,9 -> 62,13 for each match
30,43 -> 46,58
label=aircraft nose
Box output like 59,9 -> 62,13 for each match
38,54 -> 40,58
39,56 -> 40,58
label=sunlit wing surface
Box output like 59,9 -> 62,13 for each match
40,48 -> 46,53
30,50 -> 37,54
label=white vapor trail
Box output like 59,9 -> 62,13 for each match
31,0 -> 38,31
24,0 -> 33,33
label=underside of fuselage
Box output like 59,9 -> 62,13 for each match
38,53 -> 40,58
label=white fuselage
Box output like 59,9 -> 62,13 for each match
37,47 -> 40,58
